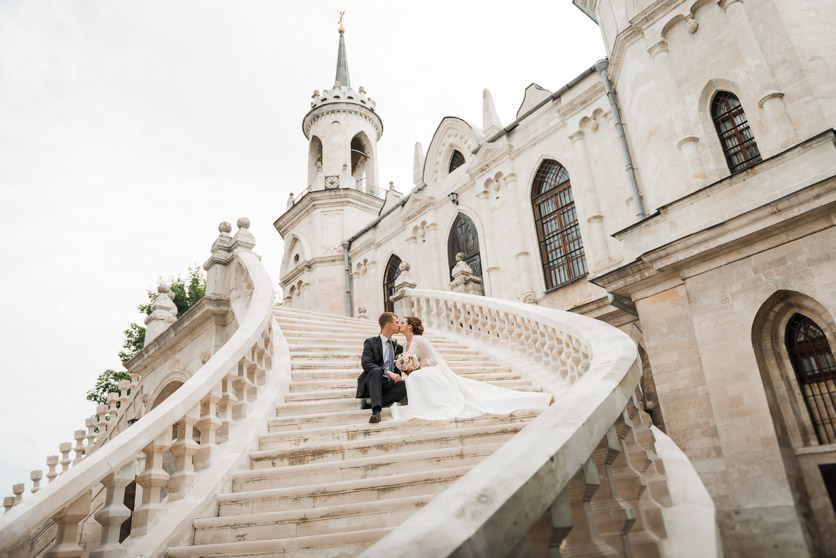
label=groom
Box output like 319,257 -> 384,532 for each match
358,312 -> 406,423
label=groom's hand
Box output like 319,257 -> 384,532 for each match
384,370 -> 402,383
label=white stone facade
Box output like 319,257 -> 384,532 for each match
275,1 -> 836,556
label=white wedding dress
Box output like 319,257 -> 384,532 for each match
390,335 -> 552,421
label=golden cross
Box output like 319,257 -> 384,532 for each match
338,11 -> 345,26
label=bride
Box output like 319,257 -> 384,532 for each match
391,316 -> 552,421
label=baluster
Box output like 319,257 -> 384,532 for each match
195,384 -> 223,471
73,430 -> 86,464
439,301 -> 451,332
591,427 -> 636,556
232,357 -> 256,419
31,469 -> 43,493
12,483 -> 24,506
631,398 -> 671,508
86,416 -> 97,449
59,443 -> 72,474
217,372 -> 238,442
428,298 -> 438,329
523,318 -> 538,362
478,307 -> 490,343
521,318 -> 534,360
96,404 -> 109,436
133,430 -> 173,535
45,489 -> 92,558
107,391 -> 120,423
537,323 -> 552,367
609,407 -> 663,556
46,455 -> 59,483
529,319 -> 544,363
90,460 -> 135,558
168,405 -> 199,497
548,327 -> 564,378
118,379 -> 131,409
3,497 -> 12,513
558,457 -> 618,557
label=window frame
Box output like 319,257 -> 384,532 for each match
531,159 -> 588,291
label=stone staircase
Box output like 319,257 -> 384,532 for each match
165,307 -> 550,557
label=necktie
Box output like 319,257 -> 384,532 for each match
386,339 -> 394,373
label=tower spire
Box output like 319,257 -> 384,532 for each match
335,12 -> 350,87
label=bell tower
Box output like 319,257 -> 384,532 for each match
275,17 -> 386,315
303,17 -> 383,194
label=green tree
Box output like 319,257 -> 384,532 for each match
90,266 -> 206,405
86,369 -> 132,405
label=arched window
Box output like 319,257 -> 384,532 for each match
383,254 -> 402,313
711,91 -> 761,174
786,313 -> 836,444
449,150 -> 465,173
532,160 -> 587,290
447,213 -> 483,292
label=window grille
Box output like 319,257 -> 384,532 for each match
786,313 -> 836,444
531,160 -> 587,290
711,91 -> 762,174
449,150 -> 465,173
447,213 -> 483,293
383,255 -> 402,313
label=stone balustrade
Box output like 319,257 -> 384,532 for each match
363,288 -> 677,557
0,219 -> 275,558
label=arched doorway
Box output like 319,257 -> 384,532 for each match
383,254 -> 402,313
447,213 -> 483,292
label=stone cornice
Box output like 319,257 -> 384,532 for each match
125,295 -> 232,376
593,170 -> 836,296
280,253 -> 343,286
274,188 -> 383,237
302,102 -> 383,140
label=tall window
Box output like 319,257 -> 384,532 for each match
447,213 -> 483,293
383,255 -> 402,313
711,91 -> 762,174
532,160 -> 587,290
786,313 -> 836,444
449,150 -> 465,173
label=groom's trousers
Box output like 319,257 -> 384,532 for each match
369,372 -> 406,412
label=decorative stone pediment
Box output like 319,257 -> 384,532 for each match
401,192 -> 434,222
516,83 -> 553,119
424,117 -> 484,187
467,142 -> 513,179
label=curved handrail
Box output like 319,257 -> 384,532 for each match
0,248 -> 274,549
363,288 -> 643,557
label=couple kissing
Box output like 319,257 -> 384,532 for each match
357,312 -> 551,424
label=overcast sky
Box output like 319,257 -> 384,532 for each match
0,1 -> 603,498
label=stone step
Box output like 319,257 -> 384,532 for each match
289,370 -> 522,383
289,364 -> 513,375
249,423 -> 522,468
233,442 -> 503,492
275,398 -> 362,416
167,527 -> 392,558
285,347 -> 486,359
267,408 -> 394,433
289,356 -> 496,368
283,380 -> 536,403
194,495 -> 431,545
218,466 -> 470,516
287,372 -> 524,391
257,411 -> 537,452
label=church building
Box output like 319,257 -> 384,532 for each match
274,1 -> 836,556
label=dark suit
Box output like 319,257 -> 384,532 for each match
358,336 -> 406,411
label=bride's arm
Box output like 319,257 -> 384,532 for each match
415,337 -> 439,367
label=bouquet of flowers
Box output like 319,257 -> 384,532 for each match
395,352 -> 421,375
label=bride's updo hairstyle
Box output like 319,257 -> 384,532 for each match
406,316 -> 424,336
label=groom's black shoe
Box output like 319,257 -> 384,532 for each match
369,410 -> 381,423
